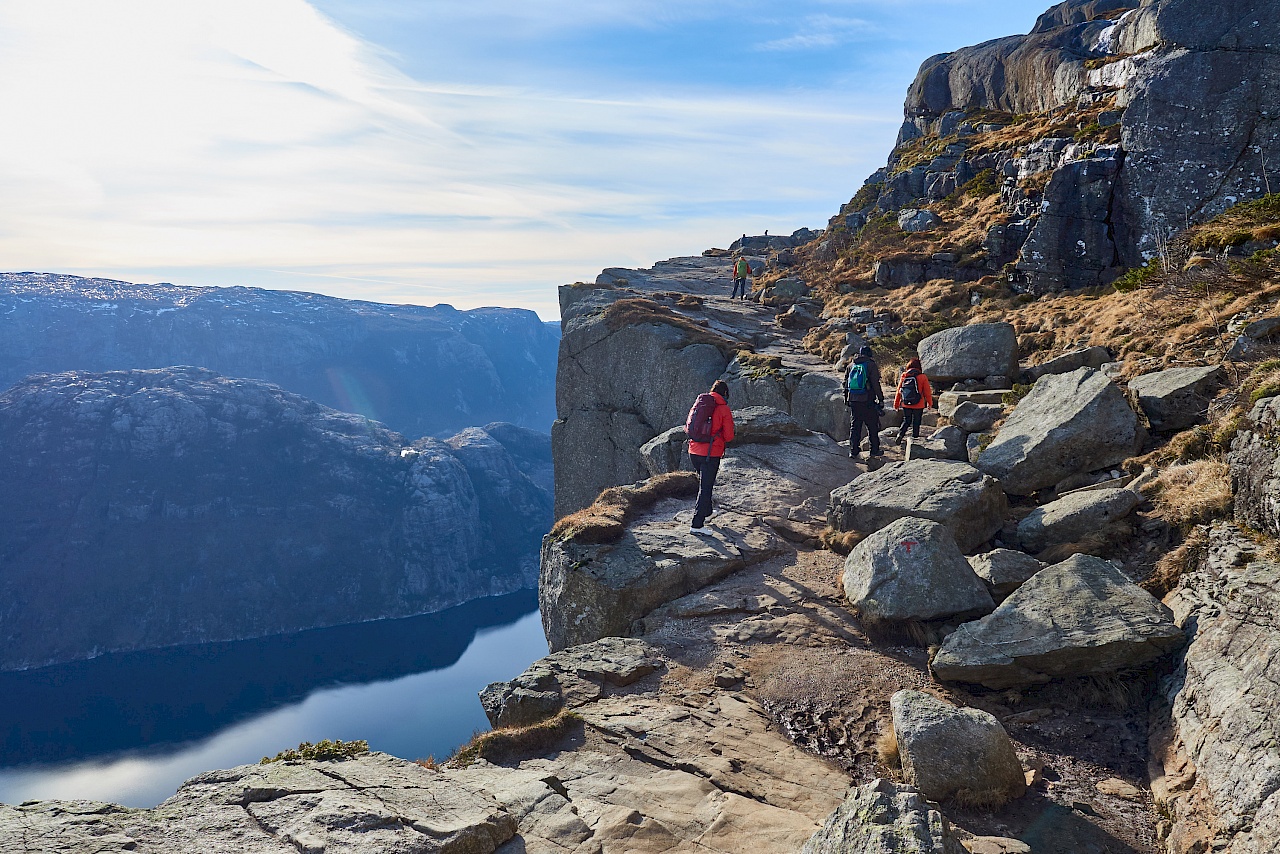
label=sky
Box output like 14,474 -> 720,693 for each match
0,1 -> 1045,319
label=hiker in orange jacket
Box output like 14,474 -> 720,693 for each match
893,357 -> 934,443
688,380 -> 735,532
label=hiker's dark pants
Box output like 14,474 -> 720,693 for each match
731,277 -> 747,299
897,408 -> 924,440
849,401 -> 882,456
690,453 -> 721,527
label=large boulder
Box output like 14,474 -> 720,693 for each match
918,323 -> 1019,385
976,368 -> 1143,496
938,390 -> 1007,418
843,518 -> 995,624
898,209 -> 943,233
802,778 -> 964,854
1015,487 -> 1144,553
967,549 -> 1045,600
732,406 -> 811,443
828,460 -> 1008,553
1127,365 -> 1224,432
480,637 -> 662,728
932,555 -> 1184,689
890,690 -> 1026,804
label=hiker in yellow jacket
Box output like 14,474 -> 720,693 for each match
731,255 -> 751,300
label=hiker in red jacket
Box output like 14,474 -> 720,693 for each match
893,357 -> 934,444
687,380 -> 735,533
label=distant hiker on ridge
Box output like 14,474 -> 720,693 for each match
845,345 -> 884,460
685,380 -> 735,533
731,254 -> 751,300
893,357 -> 934,444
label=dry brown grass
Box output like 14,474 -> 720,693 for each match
414,756 -> 440,771
448,710 -> 582,768
820,528 -> 865,555
602,298 -> 743,353
951,784 -> 1024,810
1035,521 -> 1133,564
1150,461 -> 1233,529
550,472 -> 699,544
875,725 -> 901,771
1143,526 -> 1210,598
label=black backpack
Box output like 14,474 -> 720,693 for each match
900,373 -> 922,406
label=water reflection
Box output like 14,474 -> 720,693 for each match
0,591 -> 546,808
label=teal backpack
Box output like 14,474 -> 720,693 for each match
848,362 -> 869,395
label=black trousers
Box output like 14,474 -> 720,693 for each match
690,453 -> 721,527
731,277 -> 747,299
849,401 -> 882,455
897,408 -> 924,440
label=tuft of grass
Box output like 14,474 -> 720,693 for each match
875,725 -> 901,771
736,350 -> 786,378
415,756 -> 440,771
550,472 -> 699,544
262,739 -> 369,764
601,298 -> 741,354
1002,384 -> 1033,407
1112,263 -> 1163,292
448,711 -> 581,768
1150,461 -> 1232,529
1143,527 -> 1210,598
820,527 -> 865,555
1036,521 -> 1132,563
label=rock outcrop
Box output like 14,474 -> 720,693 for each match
1229,395 -> 1280,536
0,367 -> 552,670
932,554 -> 1183,688
0,272 -> 559,437
977,368 -> 1143,496
843,518 -> 995,625
1153,525 -> 1280,854
890,690 -> 1026,804
828,460 -> 1008,553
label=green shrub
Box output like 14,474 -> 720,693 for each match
1113,263 -> 1162,292
959,169 -> 999,199
262,739 -> 369,764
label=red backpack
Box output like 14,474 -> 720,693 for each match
685,393 -> 719,443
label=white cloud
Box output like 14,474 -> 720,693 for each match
0,1 -> 900,318
757,15 -> 876,51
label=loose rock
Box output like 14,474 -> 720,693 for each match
919,323 -> 1019,385
843,518 -> 995,624
891,690 -> 1026,804
950,401 -> 1003,433
906,426 -> 968,461
802,778 -> 964,854
967,549 -> 1046,600
1015,487 -> 1143,554
828,459 -> 1008,553
1127,365 -> 1224,432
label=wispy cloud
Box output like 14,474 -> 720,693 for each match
757,15 -> 876,51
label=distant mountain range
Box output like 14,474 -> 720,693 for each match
0,272 -> 559,437
0,366 -> 552,671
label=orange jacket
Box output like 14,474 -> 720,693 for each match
893,370 -> 934,410
688,393 -> 735,458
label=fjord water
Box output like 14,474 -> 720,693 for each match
0,591 -> 545,808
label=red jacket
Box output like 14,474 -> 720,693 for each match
688,393 -> 735,458
893,370 -> 934,410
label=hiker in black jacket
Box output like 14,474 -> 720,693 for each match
845,345 -> 884,459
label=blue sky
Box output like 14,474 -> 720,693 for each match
0,1 -> 1044,318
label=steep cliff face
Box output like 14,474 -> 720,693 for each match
851,0 -> 1280,291
0,272 -> 559,437
0,367 -> 551,670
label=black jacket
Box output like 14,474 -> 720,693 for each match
845,356 -> 884,405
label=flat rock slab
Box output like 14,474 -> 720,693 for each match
0,753 -> 518,854
480,636 -> 664,728
1015,487 -> 1143,554
906,426 -> 968,461
1028,346 -> 1112,381
977,367 -> 1143,496
844,518 -> 994,624
828,459 -> 1008,553
802,778 -> 964,854
932,554 -> 1184,689
950,401 -> 1004,433
939,390 -> 1008,417
891,690 -> 1026,804
1127,365 -> 1223,432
